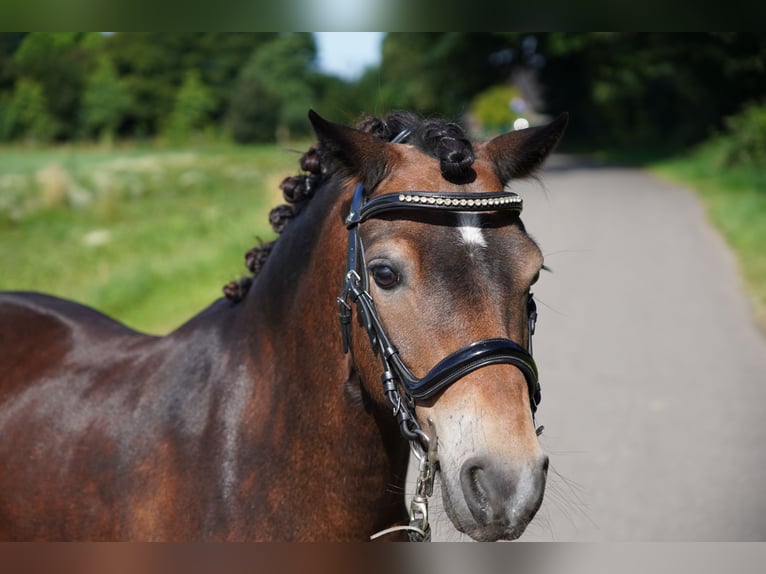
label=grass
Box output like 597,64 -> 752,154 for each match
647,144 -> 766,328
0,142 -> 305,334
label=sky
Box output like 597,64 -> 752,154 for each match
314,32 -> 384,80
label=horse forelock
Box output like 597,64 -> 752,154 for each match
223,112 -> 477,303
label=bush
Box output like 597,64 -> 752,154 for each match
716,100 -> 766,168
164,70 -> 215,143
227,76 -> 280,144
6,78 -> 58,142
80,56 -> 131,142
0,94 -> 13,141
469,84 -> 527,136
227,33 -> 316,143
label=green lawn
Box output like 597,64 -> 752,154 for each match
0,143 -> 303,334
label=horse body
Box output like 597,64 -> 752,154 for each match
0,292 -> 246,539
0,110 -> 566,541
0,167 -> 405,541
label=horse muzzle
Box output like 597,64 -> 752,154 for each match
457,454 -> 548,541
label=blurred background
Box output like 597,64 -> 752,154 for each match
1,32 -> 763,333
4,32 -> 766,149
1,33 -> 765,541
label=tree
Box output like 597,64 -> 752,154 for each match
105,33 -> 276,138
227,76 -> 280,144
164,70 -> 215,142
6,77 -> 57,142
378,33 -> 511,118
0,33 -> 26,92
12,33 -> 96,140
517,33 -> 766,150
469,84 -> 526,135
228,33 -> 317,142
80,56 -> 130,142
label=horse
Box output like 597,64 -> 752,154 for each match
0,110 -> 567,541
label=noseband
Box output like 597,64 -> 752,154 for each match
339,183 -> 541,435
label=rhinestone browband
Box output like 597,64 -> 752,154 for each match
346,190 -> 523,227
397,193 -> 521,207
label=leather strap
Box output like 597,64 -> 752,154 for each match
393,338 -> 540,405
346,188 -> 523,228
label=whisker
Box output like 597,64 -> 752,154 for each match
543,248 -> 591,258
533,295 -> 569,317
384,483 -> 407,495
544,464 -> 599,531
526,506 -> 557,540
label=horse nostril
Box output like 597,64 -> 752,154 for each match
469,467 -> 489,509
460,458 -> 494,526
542,455 -> 549,473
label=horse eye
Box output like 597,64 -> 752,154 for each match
371,265 -> 400,289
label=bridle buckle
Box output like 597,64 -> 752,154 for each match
337,297 -> 352,354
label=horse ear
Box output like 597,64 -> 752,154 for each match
485,113 -> 568,185
308,110 -> 391,190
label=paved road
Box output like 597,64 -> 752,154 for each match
418,156 -> 766,541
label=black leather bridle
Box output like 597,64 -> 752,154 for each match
338,183 -> 542,448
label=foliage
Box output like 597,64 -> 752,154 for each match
520,33 -> 766,151
0,33 -> 26,92
80,56 -> 131,142
228,33 -> 317,142
164,70 -> 215,143
5,78 -> 57,142
469,84 -> 525,135
227,76 -> 280,144
1,32 -> 765,152
104,33 -> 277,138
378,33 -> 511,118
714,100 -> 766,168
0,32 -> 320,144
12,33 -> 97,140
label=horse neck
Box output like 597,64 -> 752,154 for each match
230,179 -> 410,538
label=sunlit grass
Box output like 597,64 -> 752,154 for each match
0,142 -> 304,334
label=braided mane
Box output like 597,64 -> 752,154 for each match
223,112 -> 475,302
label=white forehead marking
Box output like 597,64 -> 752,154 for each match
457,213 -> 486,247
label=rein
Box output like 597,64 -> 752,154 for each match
338,183 -> 542,542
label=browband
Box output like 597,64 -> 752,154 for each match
346,189 -> 523,228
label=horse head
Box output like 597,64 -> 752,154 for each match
306,110 -> 567,541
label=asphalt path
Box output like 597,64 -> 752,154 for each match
416,156 -> 766,541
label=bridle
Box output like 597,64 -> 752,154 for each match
338,183 -> 542,541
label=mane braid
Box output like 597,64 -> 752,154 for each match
222,112 -> 475,303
